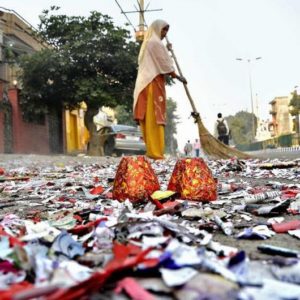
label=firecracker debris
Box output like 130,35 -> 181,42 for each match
0,154 -> 299,299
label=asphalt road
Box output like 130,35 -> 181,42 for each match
0,154 -> 299,299
247,149 -> 300,160
0,153 -> 299,261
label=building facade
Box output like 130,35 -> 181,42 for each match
0,8 -> 46,88
269,96 -> 294,137
0,9 -> 64,154
255,119 -> 272,141
0,9 -> 116,155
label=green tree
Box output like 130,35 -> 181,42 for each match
226,111 -> 257,145
114,105 -> 136,126
165,98 -> 180,155
19,7 -> 139,155
289,90 -> 300,139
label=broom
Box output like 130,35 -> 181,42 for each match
166,37 -> 250,159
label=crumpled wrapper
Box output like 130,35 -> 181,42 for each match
167,158 -> 217,201
112,156 -> 160,202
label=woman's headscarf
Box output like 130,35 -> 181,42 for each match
133,19 -> 175,111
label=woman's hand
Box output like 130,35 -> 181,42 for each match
176,75 -> 187,84
166,43 -> 172,51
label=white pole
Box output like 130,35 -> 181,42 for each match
139,0 -> 144,33
247,59 -> 256,140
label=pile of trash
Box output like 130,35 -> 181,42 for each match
0,155 -> 299,299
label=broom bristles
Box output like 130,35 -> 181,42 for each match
197,119 -> 251,159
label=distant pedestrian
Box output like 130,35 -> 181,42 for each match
184,140 -> 193,156
214,113 -> 229,145
193,138 -> 201,157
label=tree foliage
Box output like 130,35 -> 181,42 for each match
289,90 -> 300,116
18,7 -> 139,154
19,49 -> 76,113
165,98 -> 180,154
289,90 -> 300,133
114,105 -> 136,126
226,111 -> 257,145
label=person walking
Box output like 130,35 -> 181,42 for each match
214,113 -> 230,145
184,140 -> 193,156
193,138 -> 201,157
133,19 -> 187,159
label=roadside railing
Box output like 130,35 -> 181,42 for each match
236,133 -> 300,152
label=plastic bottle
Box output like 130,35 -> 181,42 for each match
243,191 -> 281,204
218,183 -> 238,194
214,215 -> 233,236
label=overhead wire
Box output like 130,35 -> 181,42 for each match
114,0 -> 137,33
114,1 -> 162,36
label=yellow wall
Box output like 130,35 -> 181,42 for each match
65,104 -> 117,153
65,103 -> 89,153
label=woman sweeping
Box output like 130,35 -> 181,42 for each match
133,19 -> 187,159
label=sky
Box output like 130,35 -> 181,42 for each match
2,0 -> 300,150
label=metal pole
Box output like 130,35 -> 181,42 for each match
133,0 -> 145,42
247,59 -> 256,140
236,57 -> 262,141
139,0 -> 144,33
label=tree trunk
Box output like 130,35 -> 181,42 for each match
48,107 -> 63,153
84,107 -> 105,156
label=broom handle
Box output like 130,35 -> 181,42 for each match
166,36 -> 199,116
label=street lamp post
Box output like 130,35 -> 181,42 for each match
236,57 -> 262,140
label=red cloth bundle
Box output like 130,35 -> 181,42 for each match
167,158 -> 217,201
112,156 -> 160,202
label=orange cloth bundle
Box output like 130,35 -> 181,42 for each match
112,156 -> 160,202
167,158 -> 217,201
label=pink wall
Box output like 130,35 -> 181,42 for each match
0,109 -> 4,153
8,88 -> 50,154
0,82 -> 6,153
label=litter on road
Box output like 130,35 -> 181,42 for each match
0,154 -> 299,299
